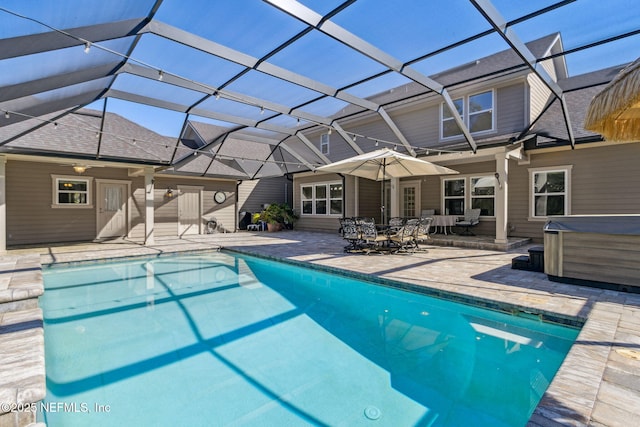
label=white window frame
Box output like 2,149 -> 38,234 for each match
442,177 -> 465,215
300,181 -> 342,216
440,89 -> 495,140
441,97 -> 464,140
442,174 -> 497,217
470,175 -> 497,217
529,166 -> 572,220
51,174 -> 94,209
320,133 -> 330,155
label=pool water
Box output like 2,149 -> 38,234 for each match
40,252 -> 579,426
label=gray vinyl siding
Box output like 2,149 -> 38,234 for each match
304,128 -> 362,163
357,178 -> 382,221
343,118 -> 402,154
384,82 -> 526,147
202,182 -> 237,233
300,81 -> 527,159
528,58 -> 557,124
6,160 -> 238,245
144,177 -> 237,236
344,175 -> 357,218
496,83 -> 526,134
6,161 -> 137,245
387,103 -> 440,146
507,142 -> 640,242
238,176 -> 292,215
528,74 -> 552,124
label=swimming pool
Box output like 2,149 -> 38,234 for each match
40,251 -> 579,426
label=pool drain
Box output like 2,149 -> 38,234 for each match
364,406 -> 381,420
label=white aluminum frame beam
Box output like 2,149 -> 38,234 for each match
105,89 -> 326,167
0,18 -> 143,60
144,20 -> 410,155
265,0 -> 477,153
470,0 -> 575,147
0,62 -> 120,103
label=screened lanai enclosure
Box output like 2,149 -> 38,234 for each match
0,0 -> 639,179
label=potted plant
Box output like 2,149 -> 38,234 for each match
259,203 -> 298,232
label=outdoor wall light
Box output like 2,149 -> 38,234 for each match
494,172 -> 502,189
165,188 -> 174,198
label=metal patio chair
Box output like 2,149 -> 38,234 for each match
414,217 -> 434,251
388,218 -> 420,253
340,218 -> 361,252
359,220 -> 391,254
457,208 -> 481,235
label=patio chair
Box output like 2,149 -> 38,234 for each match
457,208 -> 481,235
340,218 -> 361,252
414,217 -> 434,251
388,217 -> 405,234
359,221 -> 390,254
389,218 -> 420,253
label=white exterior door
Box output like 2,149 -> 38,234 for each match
97,181 -> 128,239
400,180 -> 421,218
178,186 -> 202,236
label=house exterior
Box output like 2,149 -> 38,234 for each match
291,33 -> 640,243
0,111 -> 292,250
0,32 -> 637,250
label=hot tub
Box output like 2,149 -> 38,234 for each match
544,215 -> 640,293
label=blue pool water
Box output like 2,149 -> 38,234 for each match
40,252 -> 579,426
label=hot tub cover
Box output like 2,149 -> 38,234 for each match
544,215 -> 640,235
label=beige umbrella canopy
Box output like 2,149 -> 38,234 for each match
316,147 -> 458,180
585,57 -> 640,141
317,148 -> 458,223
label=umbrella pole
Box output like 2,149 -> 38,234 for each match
380,180 -> 384,224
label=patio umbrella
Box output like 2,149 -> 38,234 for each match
316,148 -> 458,223
585,57 -> 640,141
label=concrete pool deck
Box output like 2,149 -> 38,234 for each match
1,231 -> 639,426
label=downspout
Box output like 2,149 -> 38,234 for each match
236,180 -> 242,232
341,174 -> 346,219
284,173 -> 294,206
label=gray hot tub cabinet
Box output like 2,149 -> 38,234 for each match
544,215 -> 640,292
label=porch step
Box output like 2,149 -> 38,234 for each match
511,246 -> 544,272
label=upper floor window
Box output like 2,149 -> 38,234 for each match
301,182 -> 342,216
530,167 -> 571,218
51,175 -> 94,208
320,133 -> 330,155
441,98 -> 464,139
441,90 -> 494,139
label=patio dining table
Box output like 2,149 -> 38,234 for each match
431,215 -> 459,235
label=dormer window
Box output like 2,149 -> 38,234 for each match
441,90 -> 494,139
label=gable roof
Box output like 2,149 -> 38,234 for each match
530,64 -> 629,146
0,109 -> 176,165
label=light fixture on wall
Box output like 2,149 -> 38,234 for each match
73,165 -> 88,174
165,187 -> 174,198
494,172 -> 502,189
